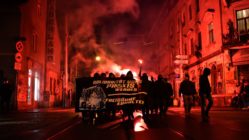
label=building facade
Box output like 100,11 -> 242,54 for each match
154,0 -> 249,106
0,0 -> 65,110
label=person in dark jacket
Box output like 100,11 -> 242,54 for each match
240,79 -> 249,109
123,71 -> 135,120
179,73 -> 197,116
199,68 -> 213,121
155,75 -> 173,116
140,73 -> 153,118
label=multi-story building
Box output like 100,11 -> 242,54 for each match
153,0 -> 249,106
0,0 -> 65,110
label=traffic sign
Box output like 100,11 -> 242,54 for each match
16,41 -> 24,52
15,52 -> 23,62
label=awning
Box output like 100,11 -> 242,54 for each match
232,48 -> 249,65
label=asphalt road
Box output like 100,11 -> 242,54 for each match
50,108 -> 249,140
0,107 -> 249,140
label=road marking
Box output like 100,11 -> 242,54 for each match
46,119 -> 81,140
109,124 -> 121,130
97,117 -> 128,129
168,128 -> 185,138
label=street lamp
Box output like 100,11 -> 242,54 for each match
95,56 -> 101,62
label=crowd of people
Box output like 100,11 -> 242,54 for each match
90,70 -> 174,121
90,68 -> 216,122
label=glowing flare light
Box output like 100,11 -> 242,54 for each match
138,59 -> 143,65
133,110 -> 148,132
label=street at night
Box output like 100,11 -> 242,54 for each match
1,0 -> 249,140
0,107 -> 249,140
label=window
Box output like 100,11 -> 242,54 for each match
182,12 -> 186,26
50,77 -> 53,94
189,5 -> 192,20
196,0 -> 200,12
183,43 -> 187,55
198,32 -> 202,50
236,8 -> 249,42
34,72 -> 40,101
32,33 -> 38,52
190,38 -> 195,55
208,22 -> 215,43
28,69 -> 32,105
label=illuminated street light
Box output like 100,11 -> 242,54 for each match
95,56 -> 101,61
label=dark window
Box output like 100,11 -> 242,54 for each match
189,5 -> 192,20
50,78 -> 52,94
32,34 -> 38,53
190,38 -> 194,55
198,32 -> 202,50
182,13 -> 185,26
196,0 -> 199,12
184,43 -> 187,55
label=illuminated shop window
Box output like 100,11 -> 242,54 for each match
28,69 -> 32,105
34,72 -> 40,101
208,22 -> 214,43
236,8 -> 249,42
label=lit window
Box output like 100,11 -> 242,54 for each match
34,72 -> 40,101
208,22 -> 215,43
236,9 -> 249,35
28,69 -> 32,105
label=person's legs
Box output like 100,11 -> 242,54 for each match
200,94 -> 206,119
188,96 -> 193,113
205,94 -> 213,117
183,95 -> 188,114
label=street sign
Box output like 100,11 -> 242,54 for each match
174,59 -> 188,64
15,52 -> 23,62
16,41 -> 24,52
14,62 -> 22,71
176,55 -> 188,59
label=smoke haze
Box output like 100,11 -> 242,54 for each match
57,0 -> 166,78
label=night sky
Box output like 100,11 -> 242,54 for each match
57,0 -> 167,77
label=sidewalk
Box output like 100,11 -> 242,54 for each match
17,107 -> 76,113
168,106 -> 249,112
